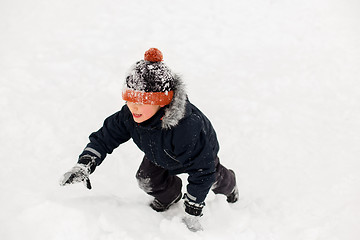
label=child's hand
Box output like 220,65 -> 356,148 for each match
59,163 -> 92,189
60,155 -> 97,189
182,214 -> 203,232
182,193 -> 205,232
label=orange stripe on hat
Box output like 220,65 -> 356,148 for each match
122,89 -> 174,105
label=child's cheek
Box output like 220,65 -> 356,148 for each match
142,108 -> 152,119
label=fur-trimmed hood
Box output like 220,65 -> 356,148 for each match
161,74 -> 187,129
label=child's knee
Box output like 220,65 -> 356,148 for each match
136,173 -> 153,193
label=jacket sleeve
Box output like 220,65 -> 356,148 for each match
172,114 -> 217,204
79,105 -> 132,167
185,131 -> 217,204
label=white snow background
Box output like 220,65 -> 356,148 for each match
1,0 -> 360,239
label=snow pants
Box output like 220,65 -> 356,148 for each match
135,156 -> 236,205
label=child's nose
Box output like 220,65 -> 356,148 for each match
129,103 -> 139,111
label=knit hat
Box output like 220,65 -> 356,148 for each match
122,48 -> 175,105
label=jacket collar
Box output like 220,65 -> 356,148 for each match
137,107 -> 165,129
161,74 -> 187,129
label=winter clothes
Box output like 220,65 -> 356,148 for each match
122,48 -> 176,106
136,155 -> 236,209
76,48 -> 237,205
80,94 -> 220,203
136,156 -> 183,207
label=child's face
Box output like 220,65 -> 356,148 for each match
126,102 -> 164,123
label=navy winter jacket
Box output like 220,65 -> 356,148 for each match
79,78 -> 220,203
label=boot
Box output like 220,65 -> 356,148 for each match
150,193 -> 182,212
226,186 -> 239,203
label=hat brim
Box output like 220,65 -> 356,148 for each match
122,89 -> 174,105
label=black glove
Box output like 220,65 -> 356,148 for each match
182,193 -> 205,232
59,155 -> 97,189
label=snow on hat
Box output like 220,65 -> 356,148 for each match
122,48 -> 175,105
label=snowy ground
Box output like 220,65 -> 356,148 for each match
1,0 -> 360,239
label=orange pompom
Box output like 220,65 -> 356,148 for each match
144,48 -> 163,62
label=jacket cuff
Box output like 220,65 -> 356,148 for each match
186,186 -> 210,203
81,147 -> 102,159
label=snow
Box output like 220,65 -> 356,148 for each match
1,0 -> 360,239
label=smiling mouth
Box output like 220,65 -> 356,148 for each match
133,113 -> 142,118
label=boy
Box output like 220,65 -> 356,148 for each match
60,48 -> 239,232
